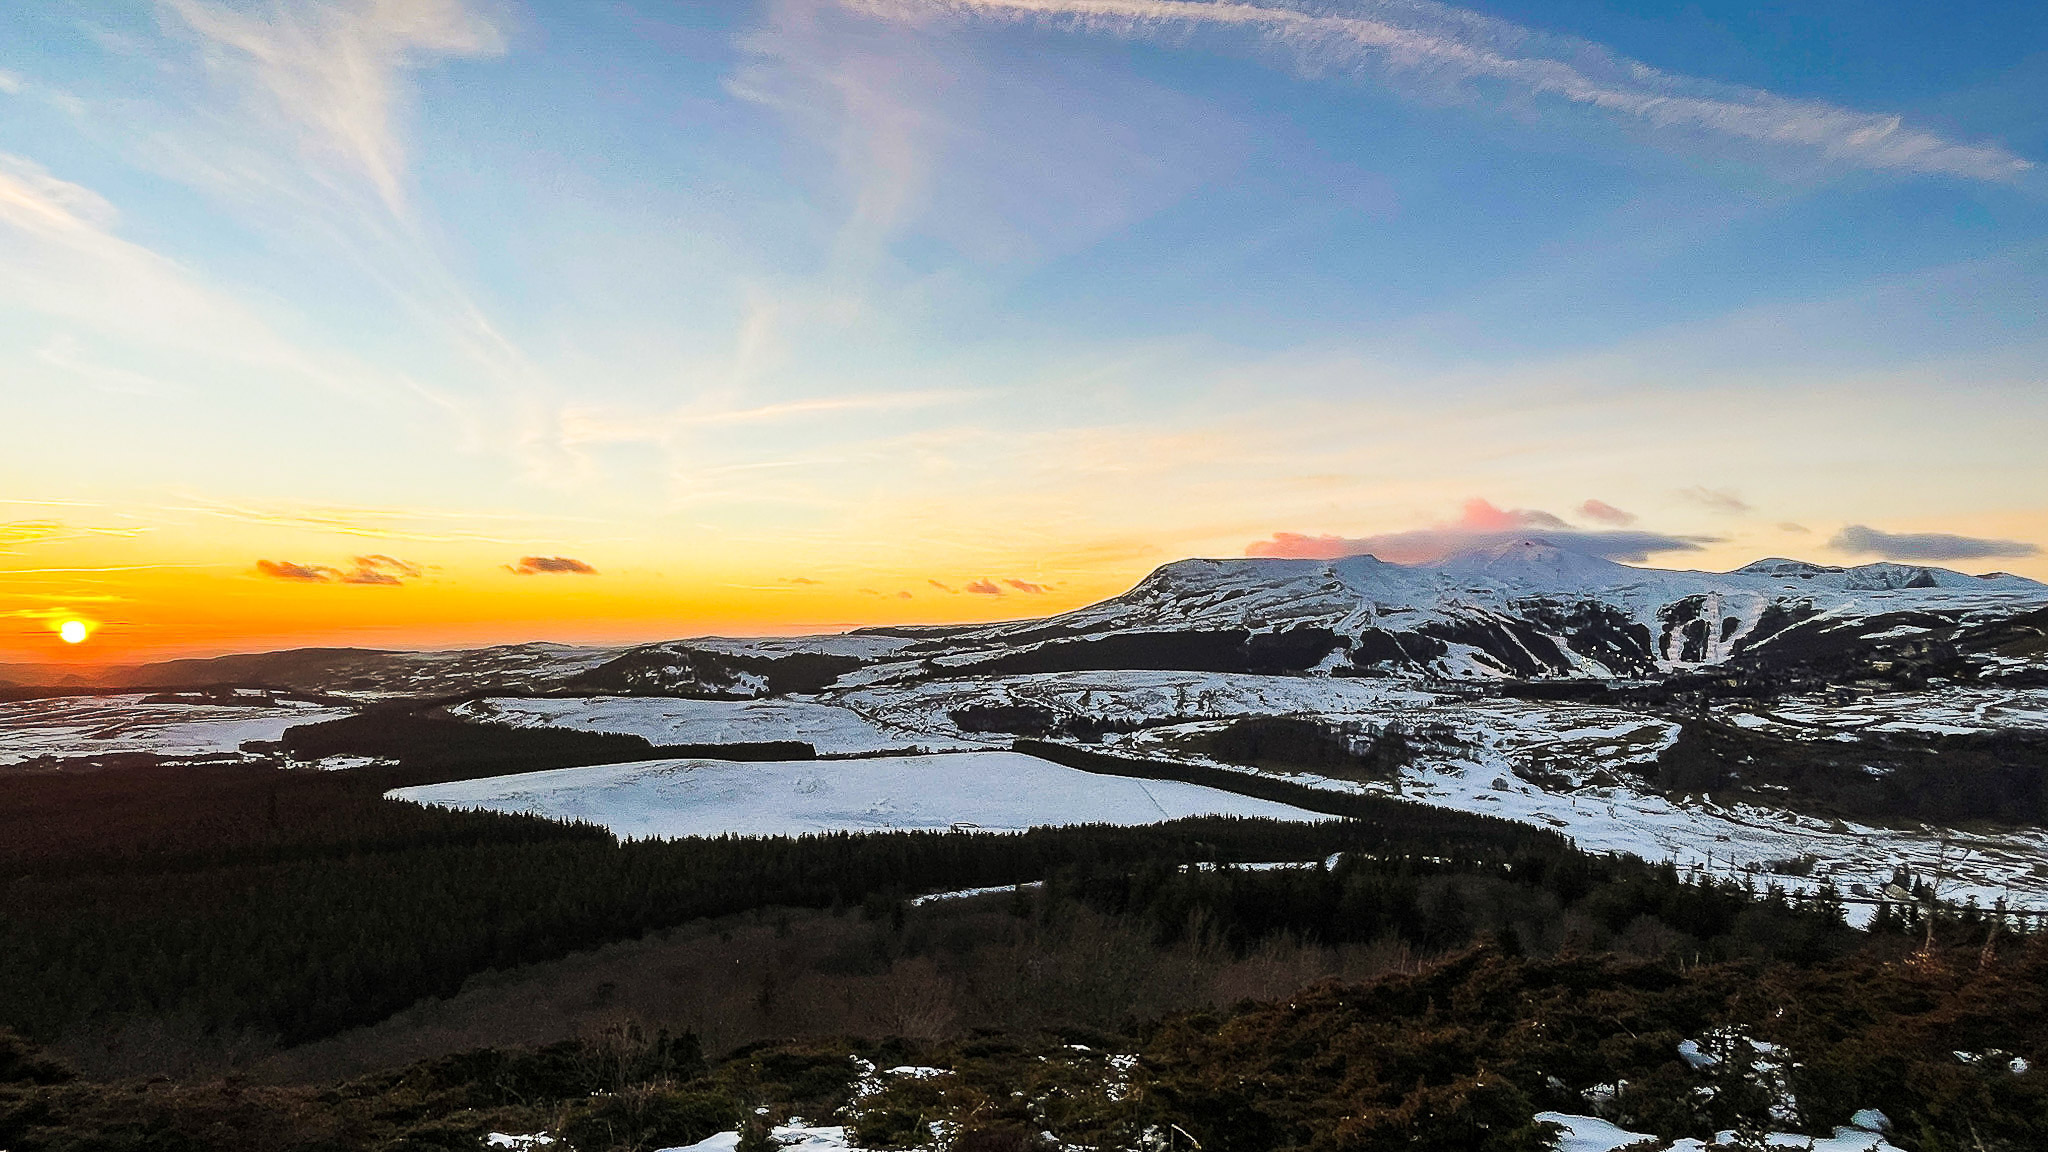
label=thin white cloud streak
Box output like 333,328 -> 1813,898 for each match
0,154 -> 360,391
850,0 -> 2032,181
158,0 -> 504,215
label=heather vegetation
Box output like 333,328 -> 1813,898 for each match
3,714 -> 2043,1150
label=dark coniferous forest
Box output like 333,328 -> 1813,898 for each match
1,710 -> 2043,1151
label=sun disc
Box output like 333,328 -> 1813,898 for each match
59,620 -> 88,644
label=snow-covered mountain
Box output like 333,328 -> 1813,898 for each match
908,540 -> 2048,682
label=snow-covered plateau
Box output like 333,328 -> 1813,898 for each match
0,692 -> 351,766
447,695 -> 976,755
388,750 -> 1329,838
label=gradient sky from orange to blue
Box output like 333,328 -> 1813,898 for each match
3,0 -> 2045,663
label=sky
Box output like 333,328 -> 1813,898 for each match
2,0 -> 2045,663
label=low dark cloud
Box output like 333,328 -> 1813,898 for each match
1580,499 -> 1636,526
1778,522 -> 1811,534
256,559 -> 334,582
510,556 -> 598,575
964,578 -> 1002,595
356,554 -> 422,578
1678,486 -> 1752,513
258,555 -> 419,585
781,576 -> 821,585
1828,525 -> 2039,562
928,579 -> 955,593
1004,578 -> 1048,594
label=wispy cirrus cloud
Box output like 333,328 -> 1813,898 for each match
1828,524 -> 2039,562
1678,486 -> 1753,513
849,0 -> 2032,181
1247,497 -> 1713,563
158,0 -> 504,215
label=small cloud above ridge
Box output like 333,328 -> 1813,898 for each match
1246,497 -> 1714,564
1580,499 -> 1636,526
1678,487 -> 1753,514
1828,524 -> 2039,562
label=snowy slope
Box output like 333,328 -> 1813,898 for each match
389,750 -> 1330,838
897,540 -> 2048,681
450,695 -> 974,754
0,693 -> 351,765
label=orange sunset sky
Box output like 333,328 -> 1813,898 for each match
5,0 -> 2045,666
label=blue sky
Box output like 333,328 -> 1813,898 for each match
2,0 -> 2044,655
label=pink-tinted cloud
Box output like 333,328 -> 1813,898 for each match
1580,499 -> 1636,526
928,579 -> 955,593
510,555 -> 597,575
1247,498 -> 1713,564
964,578 -> 1003,595
1004,578 -> 1048,594
1455,498 -> 1568,532
781,576 -> 822,585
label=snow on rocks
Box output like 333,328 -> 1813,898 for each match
390,751 -> 1330,839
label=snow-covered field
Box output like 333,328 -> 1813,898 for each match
1721,687 -> 2048,739
1092,688 -> 2048,924
837,669 -> 1440,738
450,695 -> 974,755
388,750 -> 1329,838
0,693 -> 350,765
430,670 -> 2048,919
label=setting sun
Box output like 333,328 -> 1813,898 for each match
58,620 -> 89,645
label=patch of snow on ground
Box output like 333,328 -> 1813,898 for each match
1538,1113 -> 1901,1152
390,751 -> 1329,838
0,694 -> 350,765
908,882 -> 1042,906
661,1122 -> 850,1151
1723,687 -> 2048,739
451,696 -> 970,755
1536,1112 -> 1655,1152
